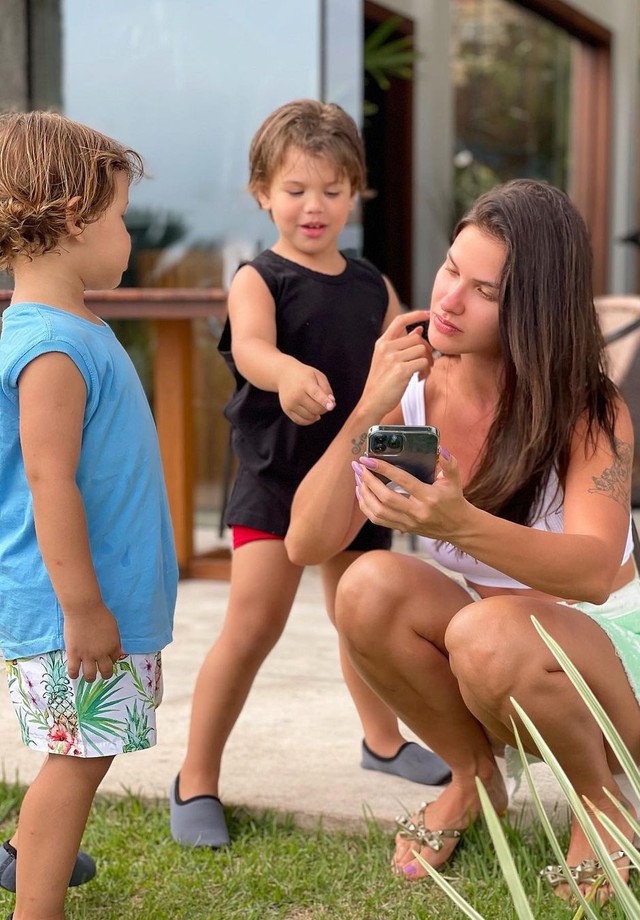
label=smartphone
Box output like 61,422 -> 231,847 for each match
406,319 -> 430,340
365,425 -> 440,493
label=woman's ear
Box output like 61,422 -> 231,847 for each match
65,196 -> 84,237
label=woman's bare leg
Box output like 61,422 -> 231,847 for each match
321,551 -> 408,756
446,595 -> 640,898
178,540 -> 303,798
335,551 -> 507,877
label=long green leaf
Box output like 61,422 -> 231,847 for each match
600,788 -> 640,843
511,698 -> 640,916
364,15 -> 404,52
584,799 -> 640,868
475,778 -> 536,919
511,722 -> 598,918
412,852 -> 486,919
531,616 -> 640,804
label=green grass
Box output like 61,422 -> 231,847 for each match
0,780 -> 637,919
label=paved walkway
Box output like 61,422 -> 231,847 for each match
0,543 -> 597,834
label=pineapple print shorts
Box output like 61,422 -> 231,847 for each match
5,649 -> 163,757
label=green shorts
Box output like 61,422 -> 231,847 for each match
559,576 -> 640,704
5,649 -> 163,757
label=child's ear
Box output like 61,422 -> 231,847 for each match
256,188 -> 271,211
65,196 -> 84,237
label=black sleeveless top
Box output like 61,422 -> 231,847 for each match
219,249 -> 392,548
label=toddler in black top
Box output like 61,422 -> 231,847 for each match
170,99 -> 450,850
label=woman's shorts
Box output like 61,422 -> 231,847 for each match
559,576 -> 640,704
5,649 -> 163,757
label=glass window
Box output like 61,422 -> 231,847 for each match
452,0 -> 574,221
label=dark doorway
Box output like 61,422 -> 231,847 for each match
362,2 -> 414,308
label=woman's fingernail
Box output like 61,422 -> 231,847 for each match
355,486 -> 361,501
403,864 -> 417,876
359,456 -> 377,469
351,460 -> 362,474
440,445 -> 451,461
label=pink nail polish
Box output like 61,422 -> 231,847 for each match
403,865 -> 417,876
359,456 -> 377,469
440,446 -> 451,460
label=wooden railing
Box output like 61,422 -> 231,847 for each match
0,288 -> 232,579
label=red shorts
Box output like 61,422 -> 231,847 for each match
232,525 -> 283,550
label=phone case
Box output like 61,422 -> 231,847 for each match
365,425 -> 440,491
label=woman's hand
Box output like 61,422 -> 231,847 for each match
359,311 -> 433,418
352,449 -> 468,541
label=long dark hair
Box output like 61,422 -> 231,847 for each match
455,179 -> 618,524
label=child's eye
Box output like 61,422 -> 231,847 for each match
287,190 -> 303,197
325,191 -> 340,198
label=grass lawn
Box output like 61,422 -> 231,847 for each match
0,779 -> 637,919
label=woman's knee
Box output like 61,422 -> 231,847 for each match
446,597 -> 524,694
335,551 -> 399,640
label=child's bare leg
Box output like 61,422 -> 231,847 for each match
13,753 -> 113,920
178,539 -> 303,799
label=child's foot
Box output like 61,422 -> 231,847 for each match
0,839 -> 96,892
392,766 -> 507,880
169,775 -> 229,848
361,740 -> 451,786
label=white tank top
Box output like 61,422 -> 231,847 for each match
400,373 -> 634,589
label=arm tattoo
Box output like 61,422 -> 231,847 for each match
351,432 -> 368,455
588,437 -> 632,509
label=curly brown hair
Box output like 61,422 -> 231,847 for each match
248,99 -> 366,199
0,110 -> 143,272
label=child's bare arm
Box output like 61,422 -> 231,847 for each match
18,352 -> 123,682
228,265 -> 335,424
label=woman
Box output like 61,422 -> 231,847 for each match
285,179 -> 639,900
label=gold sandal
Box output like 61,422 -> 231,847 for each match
540,848 -> 632,889
395,801 -> 463,853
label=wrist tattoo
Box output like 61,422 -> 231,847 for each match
351,432 -> 367,455
588,438 -> 632,508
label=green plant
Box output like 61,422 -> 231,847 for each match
416,617 -> 640,919
363,15 -> 421,118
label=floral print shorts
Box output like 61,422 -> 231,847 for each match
5,650 -> 163,757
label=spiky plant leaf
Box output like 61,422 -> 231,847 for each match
412,851 -> 486,919
511,722 -> 597,918
511,697 -> 640,917
530,616 -> 640,805
475,778 -> 536,919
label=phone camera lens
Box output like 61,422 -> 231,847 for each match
387,434 -> 403,451
371,435 -> 387,453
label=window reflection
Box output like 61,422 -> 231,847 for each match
452,0 -> 574,221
